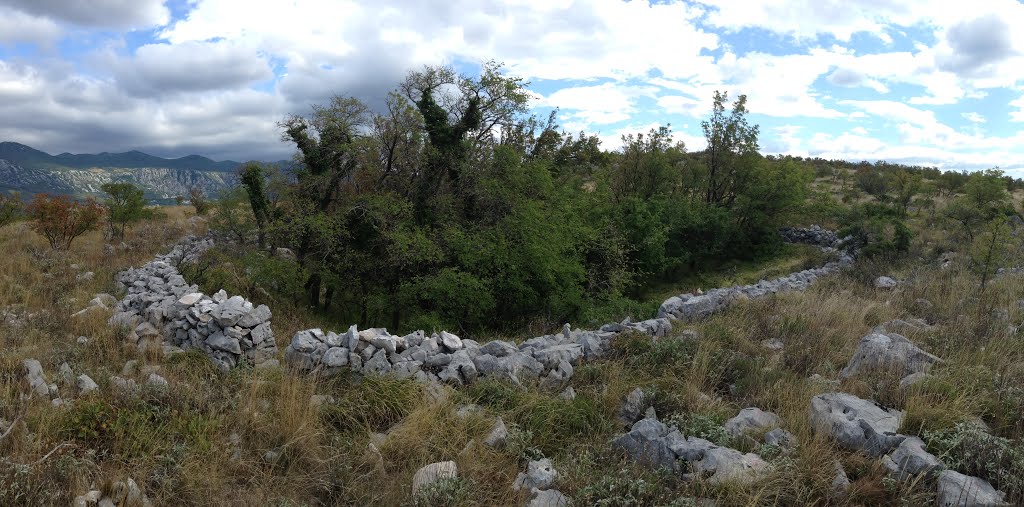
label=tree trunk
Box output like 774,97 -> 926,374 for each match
305,272 -> 322,308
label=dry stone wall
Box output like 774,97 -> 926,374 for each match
110,236 -> 278,371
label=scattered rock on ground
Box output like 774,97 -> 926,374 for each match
484,417 -> 508,448
527,488 -> 571,507
809,392 -> 905,456
513,459 -> 558,491
412,461 -> 458,496
724,407 -> 783,438
935,470 -> 1008,507
881,436 -> 944,480
77,374 -> 99,394
840,331 -> 941,379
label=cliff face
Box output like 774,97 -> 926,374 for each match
0,159 -> 233,200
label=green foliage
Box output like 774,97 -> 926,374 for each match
607,332 -> 696,372
701,90 -> 760,206
208,187 -> 257,244
259,68 -> 812,333
188,187 -> 210,215
856,167 -> 888,200
839,203 -> 912,258
924,423 -> 1024,503
238,161 -> 274,247
59,396 -> 218,459
101,181 -> 150,239
664,412 -> 731,446
969,216 -> 1015,293
409,477 -> 471,507
0,194 -> 22,229
576,467 -> 688,507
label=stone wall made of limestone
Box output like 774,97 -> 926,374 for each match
284,318 -> 673,386
110,236 -> 278,371
657,225 -> 857,323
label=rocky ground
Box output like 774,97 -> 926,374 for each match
1,214 -> 1022,506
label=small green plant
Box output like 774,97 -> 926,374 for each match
924,423 -> 1024,503
576,467 -> 688,506
101,181 -> 151,239
504,423 -> 544,461
409,477 -> 471,507
664,413 -> 730,446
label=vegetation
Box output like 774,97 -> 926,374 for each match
188,187 -> 210,215
2,62 -> 1024,507
197,65 -> 815,335
101,182 -> 151,240
25,193 -> 104,250
0,194 -> 22,228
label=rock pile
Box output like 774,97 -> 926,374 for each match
657,258 -> 852,321
284,318 -> 670,386
809,331 -> 1009,505
610,415 -> 771,484
110,236 -> 278,371
779,225 -> 841,248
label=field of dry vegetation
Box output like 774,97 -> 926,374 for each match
1,196 -> 1022,506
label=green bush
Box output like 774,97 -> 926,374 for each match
408,477 -> 471,507
924,423 -> 1024,503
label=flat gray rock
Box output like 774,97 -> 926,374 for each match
411,461 -> 458,496
513,459 -> 558,491
809,392 -> 905,456
840,331 -> 941,379
724,407 -> 783,437
881,436 -> 944,480
936,470 -> 1008,507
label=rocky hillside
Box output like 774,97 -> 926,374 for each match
0,142 -> 242,201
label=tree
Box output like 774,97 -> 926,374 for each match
189,187 -> 211,215
209,188 -> 257,245
101,182 -> 150,239
856,167 -> 888,200
970,216 -> 1014,295
963,169 -> 1010,217
0,194 -> 22,229
889,169 -> 922,216
26,194 -> 104,250
701,91 -> 759,206
279,95 -> 370,307
611,125 -> 684,200
238,161 -> 273,248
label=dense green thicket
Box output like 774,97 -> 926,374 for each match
196,65 -> 815,334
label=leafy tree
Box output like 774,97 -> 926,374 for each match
701,91 -> 759,206
888,169 -> 922,216
26,194 -> 104,250
209,188 -> 258,245
856,167 -> 888,200
944,198 -> 986,242
101,182 -> 151,240
970,216 -> 1014,295
238,161 -> 273,248
611,125 -> 684,200
0,194 -> 22,229
839,203 -> 911,258
964,169 -> 1011,216
189,187 -> 211,215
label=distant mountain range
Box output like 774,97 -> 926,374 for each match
0,142 -> 273,202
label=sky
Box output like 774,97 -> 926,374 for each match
1,0 -> 1023,174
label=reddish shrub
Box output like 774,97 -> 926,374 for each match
26,194 -> 105,250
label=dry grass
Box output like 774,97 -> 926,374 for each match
1,207 -> 1022,506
